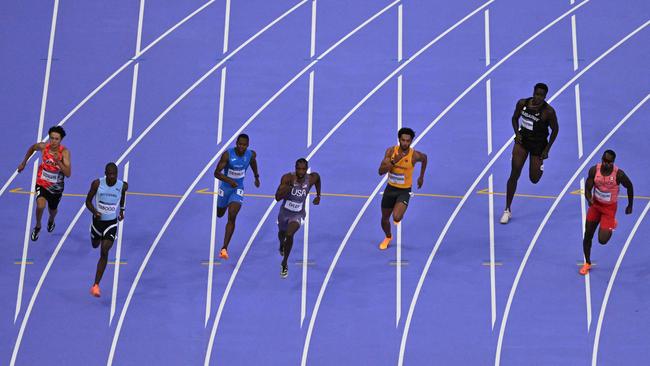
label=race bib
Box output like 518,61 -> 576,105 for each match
97,201 -> 117,215
388,172 -> 405,185
284,200 -> 303,212
227,169 -> 245,179
41,169 -> 60,183
594,188 -> 611,202
236,189 -> 244,196
519,117 -> 534,131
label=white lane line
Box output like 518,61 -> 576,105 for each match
307,70 -> 315,147
488,174 -> 496,329
484,9 -> 490,67
495,22 -> 649,364
396,221 -> 402,327
310,0 -> 317,57
204,200 -> 277,365
580,177 -> 592,331
222,0 -> 231,53
15,0 -> 60,323
205,178 -> 219,327
0,0 -> 219,198
110,161 -> 130,325
575,83 -> 584,158
486,79 -> 492,154
302,196 -> 310,327
398,4 -> 403,62
495,93 -> 649,366
571,15 -> 579,71
217,68 -> 227,144
592,201 -> 650,366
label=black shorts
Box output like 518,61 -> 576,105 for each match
519,134 -> 548,156
381,184 -> 411,209
90,218 -> 118,242
35,184 -> 62,210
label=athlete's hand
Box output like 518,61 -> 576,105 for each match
312,195 -> 320,205
228,179 -> 238,188
514,133 -> 523,145
94,210 -> 102,219
587,197 -> 593,207
254,176 -> 260,188
625,205 -> 633,215
417,176 -> 424,189
392,149 -> 407,164
17,162 -> 25,173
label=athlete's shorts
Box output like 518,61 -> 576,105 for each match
586,201 -> 618,231
90,218 -> 118,242
277,207 -> 305,232
518,134 -> 548,156
217,185 -> 244,208
35,184 -> 63,210
381,184 -> 411,209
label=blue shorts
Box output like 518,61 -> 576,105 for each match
217,185 -> 244,208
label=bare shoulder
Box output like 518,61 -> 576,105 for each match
250,150 -> 257,158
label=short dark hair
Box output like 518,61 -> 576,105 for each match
295,158 -> 308,168
236,133 -> 249,143
604,149 -> 616,160
398,127 -> 415,140
534,83 -> 548,94
105,162 -> 118,173
48,126 -> 66,139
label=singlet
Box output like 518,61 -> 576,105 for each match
221,147 -> 253,188
36,143 -> 65,194
518,98 -> 550,139
280,174 -> 311,215
387,146 -> 414,189
95,177 -> 124,221
593,163 -> 619,205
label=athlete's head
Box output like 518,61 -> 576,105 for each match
397,127 -> 415,150
602,149 -> 616,170
105,162 -> 118,185
48,126 -> 66,148
532,83 -> 549,104
235,134 -> 249,155
295,158 -> 308,179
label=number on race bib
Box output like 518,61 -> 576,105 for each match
41,170 -> 59,183
284,200 -> 303,212
227,169 -> 245,179
218,189 -> 224,197
236,189 -> 244,196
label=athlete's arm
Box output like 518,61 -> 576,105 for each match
57,148 -> 72,177
275,174 -> 292,201
17,142 -> 45,173
119,181 -> 128,221
213,151 -> 237,188
250,150 -> 261,188
310,172 -> 321,205
617,169 -> 634,214
512,99 -> 525,144
584,166 -> 596,206
415,151 -> 427,189
85,179 -> 102,218
378,147 -> 395,175
542,107 -> 559,159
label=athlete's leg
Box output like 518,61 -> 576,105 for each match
582,220 -> 598,264
392,202 -> 408,223
34,197 -> 47,229
216,207 -> 227,218
528,154 -> 544,184
278,230 -> 286,255
381,208 -> 392,238
597,228 -> 613,245
94,239 -> 115,285
222,202 -> 241,250
281,221 -> 301,268
505,143 -> 528,211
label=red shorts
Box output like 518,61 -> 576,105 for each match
586,201 -> 618,231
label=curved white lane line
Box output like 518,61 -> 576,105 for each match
9,2 -> 309,364
0,0 -> 219,199
592,201 -> 650,366
494,22 -> 649,364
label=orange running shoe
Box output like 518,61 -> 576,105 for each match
379,237 -> 392,250
90,284 -> 101,297
579,263 -> 592,275
219,248 -> 229,260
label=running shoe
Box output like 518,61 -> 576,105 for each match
30,226 -> 40,241
47,220 -> 55,232
579,263 -> 592,275
499,209 -> 511,224
219,248 -> 229,260
379,237 -> 392,250
281,265 -> 288,279
90,284 -> 101,297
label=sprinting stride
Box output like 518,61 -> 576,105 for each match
579,150 -> 634,275
377,127 -> 427,250
17,126 -> 72,241
85,162 -> 128,297
500,83 -> 559,224
213,134 -> 260,260
274,158 -> 321,279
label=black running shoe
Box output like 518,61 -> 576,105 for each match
47,220 -> 55,233
30,227 -> 41,241
281,265 -> 288,279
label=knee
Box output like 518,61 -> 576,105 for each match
529,174 -> 541,184
598,237 -> 609,245
217,210 -> 226,218
91,240 -> 100,249
227,215 -> 237,224
393,214 -> 403,223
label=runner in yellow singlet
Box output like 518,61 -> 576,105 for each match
377,128 -> 427,250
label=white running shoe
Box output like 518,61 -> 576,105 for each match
499,209 -> 511,224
